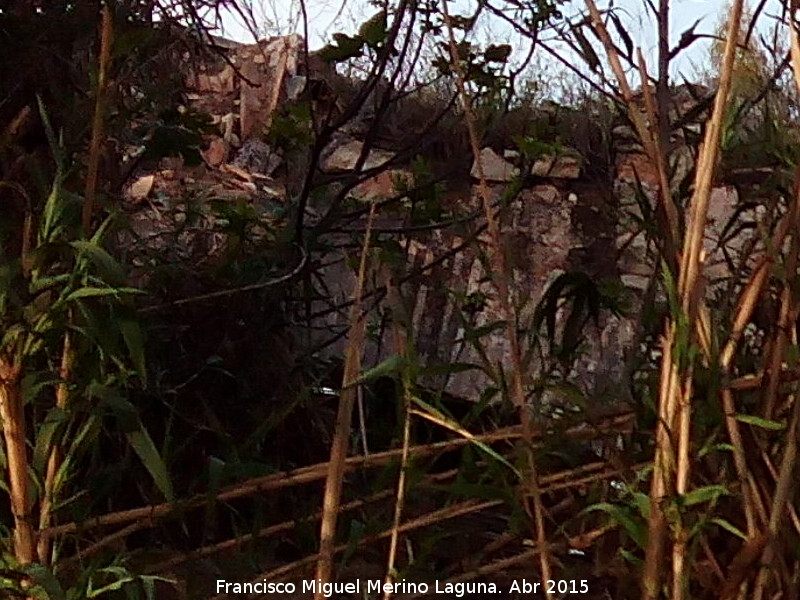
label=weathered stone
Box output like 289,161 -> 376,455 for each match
239,58 -> 269,139
616,152 -> 659,187
198,65 -> 235,94
238,35 -> 302,138
234,181 -> 258,193
612,124 -> 640,153
219,113 -> 237,142
621,273 -> 651,292
285,75 -> 307,100
472,149 -> 581,180
222,163 -> 253,182
321,140 -> 395,172
159,156 -> 184,171
668,145 -> 694,187
202,137 -> 229,167
125,174 -> 154,203
705,186 -> 739,234
232,139 -> 275,175
350,169 -> 414,202
261,181 -> 287,201
702,186 -> 750,280
471,147 -> 517,182
531,154 -> 582,179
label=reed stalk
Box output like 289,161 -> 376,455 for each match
439,1 -> 553,594
314,202 -> 377,597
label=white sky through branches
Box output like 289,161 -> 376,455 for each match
219,1 -> 786,84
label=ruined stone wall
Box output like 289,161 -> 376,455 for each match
119,36 -> 749,407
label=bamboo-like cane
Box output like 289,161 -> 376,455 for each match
438,1 -> 554,595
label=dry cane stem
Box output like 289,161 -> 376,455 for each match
37,328 -> 72,564
751,381 -> 800,600
151,460 -> 631,577
641,1 -> 745,598
382,278 -> 413,600
576,7 -> 683,594
246,499 -> 502,595
438,0 -> 553,594
750,13 -> 800,598
762,9 -> 800,422
35,1 -> 113,567
40,413 -> 633,542
583,0 -> 680,264
718,213 -> 798,536
83,3 -> 113,234
0,365 -> 36,567
314,202 -> 377,597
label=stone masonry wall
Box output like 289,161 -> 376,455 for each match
119,35 -> 748,408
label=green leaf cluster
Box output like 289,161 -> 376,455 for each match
316,11 -> 388,63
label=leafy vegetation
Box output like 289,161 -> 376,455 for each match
1,1 -> 800,600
